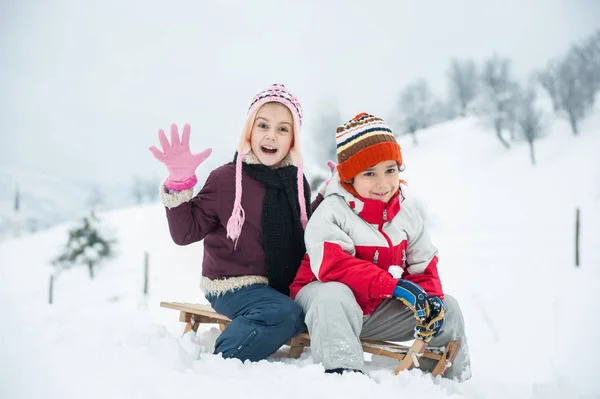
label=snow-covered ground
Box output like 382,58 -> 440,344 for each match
1,112 -> 599,399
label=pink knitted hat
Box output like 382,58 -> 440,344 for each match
226,84 -> 308,245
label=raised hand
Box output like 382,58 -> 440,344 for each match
317,160 -> 338,197
326,160 -> 336,172
149,123 -> 212,190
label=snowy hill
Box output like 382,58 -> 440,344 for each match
0,166 -> 160,239
1,112 -> 599,399
0,167 -> 88,236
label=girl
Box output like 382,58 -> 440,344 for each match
290,113 -> 471,380
150,84 -> 311,363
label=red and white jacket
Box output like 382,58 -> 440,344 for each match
290,173 -> 443,315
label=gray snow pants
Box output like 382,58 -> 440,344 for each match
294,281 -> 471,380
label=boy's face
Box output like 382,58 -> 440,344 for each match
352,160 -> 400,203
250,102 -> 294,168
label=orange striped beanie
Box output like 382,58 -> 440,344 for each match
336,113 -> 405,183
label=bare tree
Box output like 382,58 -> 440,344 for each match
429,98 -> 458,125
542,30 -> 600,135
398,79 -> 437,145
569,30 -> 600,106
555,56 -> 593,135
538,61 -> 561,112
478,55 -> 519,149
447,59 -> 479,117
505,83 -> 524,142
516,85 -> 544,165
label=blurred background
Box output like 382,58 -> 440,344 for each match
1,0 -> 599,234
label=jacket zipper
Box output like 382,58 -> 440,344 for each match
369,206 -> 393,268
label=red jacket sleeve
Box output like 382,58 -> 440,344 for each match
401,256 -> 444,299
317,242 -> 399,301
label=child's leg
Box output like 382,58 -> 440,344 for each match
206,284 -> 305,362
361,294 -> 471,380
294,281 -> 365,372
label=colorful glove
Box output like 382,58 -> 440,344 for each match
393,279 -> 428,323
149,124 -> 212,191
415,296 -> 445,342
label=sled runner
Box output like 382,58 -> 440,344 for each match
160,301 -> 459,377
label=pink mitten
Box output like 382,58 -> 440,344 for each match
149,124 -> 212,191
326,160 -> 336,171
318,160 -> 337,197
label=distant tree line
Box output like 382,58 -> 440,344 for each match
308,29 -> 599,177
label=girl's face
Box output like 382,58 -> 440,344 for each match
250,102 -> 294,168
352,160 -> 400,203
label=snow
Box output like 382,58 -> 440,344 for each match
1,111 -> 600,399
388,266 -> 404,279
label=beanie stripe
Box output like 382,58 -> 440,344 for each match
338,129 -> 395,152
336,123 -> 392,140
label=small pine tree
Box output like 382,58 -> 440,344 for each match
52,213 -> 114,279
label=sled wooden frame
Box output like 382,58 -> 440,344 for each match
160,301 -> 459,377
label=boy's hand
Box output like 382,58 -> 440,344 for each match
415,296 -> 444,342
393,279 -> 428,323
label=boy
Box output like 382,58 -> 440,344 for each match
290,113 -> 471,380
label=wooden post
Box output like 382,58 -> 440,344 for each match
48,274 -> 54,304
88,260 -> 95,279
575,207 -> 580,267
143,251 -> 149,296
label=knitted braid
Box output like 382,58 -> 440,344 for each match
226,151 -> 246,247
296,162 -> 308,229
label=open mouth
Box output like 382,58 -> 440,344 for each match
261,145 -> 278,155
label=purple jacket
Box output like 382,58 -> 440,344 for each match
165,162 -> 270,280
163,161 -> 318,290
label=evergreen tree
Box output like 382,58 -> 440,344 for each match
52,213 -> 115,279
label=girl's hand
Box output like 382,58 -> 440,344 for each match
149,124 -> 212,190
317,160 -> 337,197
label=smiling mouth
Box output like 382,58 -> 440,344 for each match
261,145 -> 278,154
372,191 -> 389,197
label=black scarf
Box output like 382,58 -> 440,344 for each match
235,153 -> 311,296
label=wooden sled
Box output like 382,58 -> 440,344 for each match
160,301 -> 459,377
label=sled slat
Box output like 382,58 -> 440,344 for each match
394,339 -> 428,375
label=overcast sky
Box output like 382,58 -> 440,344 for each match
1,0 -> 599,187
